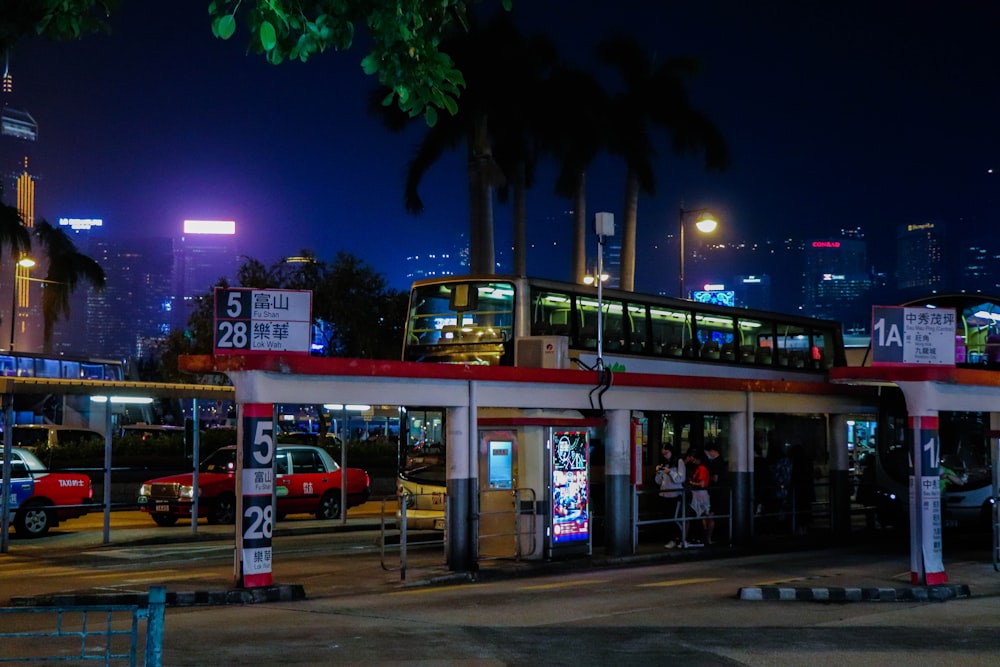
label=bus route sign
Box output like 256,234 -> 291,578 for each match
214,288 -> 312,355
871,305 -> 956,366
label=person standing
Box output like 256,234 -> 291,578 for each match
703,440 -> 727,538
655,444 -> 686,548
684,449 -> 714,547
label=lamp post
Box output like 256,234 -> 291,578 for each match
678,205 -> 718,298
593,212 -> 615,370
9,256 -> 34,351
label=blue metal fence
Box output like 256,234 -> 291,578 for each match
0,586 -> 165,666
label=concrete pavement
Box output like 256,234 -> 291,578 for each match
6,510 -> 999,607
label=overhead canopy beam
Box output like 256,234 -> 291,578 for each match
0,377 -> 234,400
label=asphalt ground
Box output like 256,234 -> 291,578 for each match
5,504 -> 999,607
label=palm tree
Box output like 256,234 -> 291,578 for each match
538,64 -> 610,283
33,219 -> 105,351
490,31 -> 556,276
597,35 -> 729,291
371,12 -> 552,275
0,201 -> 32,260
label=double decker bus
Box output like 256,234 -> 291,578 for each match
0,351 -> 129,433
0,351 -> 125,380
398,275 -> 851,534
403,275 -> 845,373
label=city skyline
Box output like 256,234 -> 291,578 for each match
1,1 -> 998,295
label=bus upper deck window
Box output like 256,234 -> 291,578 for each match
449,284 -> 478,311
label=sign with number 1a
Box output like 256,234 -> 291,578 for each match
236,403 -> 274,588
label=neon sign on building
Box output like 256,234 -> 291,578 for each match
183,220 -> 236,235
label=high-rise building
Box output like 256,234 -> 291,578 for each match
83,237 -> 175,359
896,221 -> 946,293
173,220 -> 240,330
800,236 -> 870,328
6,157 -> 43,352
957,239 -> 1000,294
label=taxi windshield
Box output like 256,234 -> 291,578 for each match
199,448 -> 237,473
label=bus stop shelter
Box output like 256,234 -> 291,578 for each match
831,365 -> 1000,582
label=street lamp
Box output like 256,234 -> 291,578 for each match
582,270 -> 610,286
9,256 -> 35,351
594,212 -> 615,370
678,205 -> 718,298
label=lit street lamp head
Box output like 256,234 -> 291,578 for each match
694,212 -> 718,234
678,206 -> 720,299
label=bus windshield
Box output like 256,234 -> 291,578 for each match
400,408 -> 446,485
404,280 -> 516,365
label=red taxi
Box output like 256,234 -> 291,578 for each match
7,447 -> 94,538
137,444 -> 371,526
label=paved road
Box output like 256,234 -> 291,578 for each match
3,510 -> 1000,665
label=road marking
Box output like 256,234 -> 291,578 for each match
752,576 -> 810,586
518,579 -> 607,591
638,577 -> 719,588
389,584 -> 485,596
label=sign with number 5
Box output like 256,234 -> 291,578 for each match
214,287 -> 312,355
236,403 -> 275,588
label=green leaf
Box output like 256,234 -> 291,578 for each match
217,14 -> 236,40
424,105 -> 438,127
260,21 -> 277,51
360,53 -> 379,75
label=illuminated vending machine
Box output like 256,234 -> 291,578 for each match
547,429 -> 591,558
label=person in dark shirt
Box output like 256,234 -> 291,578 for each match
703,440 -> 727,540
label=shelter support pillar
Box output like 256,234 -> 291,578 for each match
728,397 -> 751,545
829,414 -> 852,537
604,409 -> 632,557
446,402 -> 475,571
897,381 -> 946,585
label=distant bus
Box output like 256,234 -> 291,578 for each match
0,351 -> 125,381
398,275 -> 849,531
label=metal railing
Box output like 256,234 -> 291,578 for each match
477,488 -> 538,561
0,586 -> 165,666
379,493 -> 445,581
635,487 -> 732,547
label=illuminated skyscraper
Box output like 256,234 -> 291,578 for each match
173,220 -> 240,330
896,221 -> 946,293
801,236 -> 870,331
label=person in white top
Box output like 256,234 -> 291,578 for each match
654,444 -> 686,548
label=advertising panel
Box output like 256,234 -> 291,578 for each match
550,430 -> 590,551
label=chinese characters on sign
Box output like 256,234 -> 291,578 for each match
871,306 -> 957,366
214,288 -> 312,354
237,403 -> 275,588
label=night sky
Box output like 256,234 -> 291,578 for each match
3,1 -> 998,293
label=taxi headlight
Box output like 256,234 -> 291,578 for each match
139,483 -> 151,497
178,485 -> 199,500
